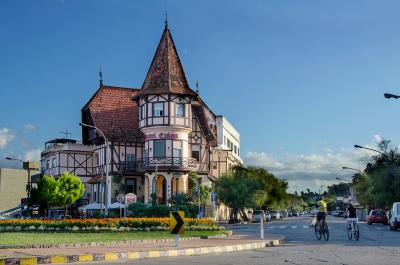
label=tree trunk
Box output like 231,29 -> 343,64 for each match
229,208 -> 239,224
239,208 -> 250,222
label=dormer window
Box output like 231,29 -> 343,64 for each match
153,102 -> 164,117
176,103 -> 185,117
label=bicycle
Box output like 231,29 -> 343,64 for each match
347,218 -> 359,241
315,217 -> 329,241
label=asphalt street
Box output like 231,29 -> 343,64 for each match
78,216 -> 400,265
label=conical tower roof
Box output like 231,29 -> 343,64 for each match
137,24 -> 196,97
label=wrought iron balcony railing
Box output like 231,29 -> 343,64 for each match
136,157 -> 198,171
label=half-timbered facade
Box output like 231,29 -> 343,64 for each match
40,23 -> 242,212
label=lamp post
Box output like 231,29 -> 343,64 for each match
341,166 -> 365,176
5,157 -> 31,218
384,93 -> 400,99
354,144 -> 389,160
79,122 -> 111,216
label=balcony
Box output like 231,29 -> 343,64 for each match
136,157 -> 198,172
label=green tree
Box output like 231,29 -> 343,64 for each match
30,175 -> 58,216
198,185 -> 212,211
54,172 -> 85,218
169,192 -> 192,205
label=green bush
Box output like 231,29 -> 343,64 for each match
127,203 -> 199,218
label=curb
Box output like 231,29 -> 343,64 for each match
0,232 -> 232,249
0,236 -> 285,265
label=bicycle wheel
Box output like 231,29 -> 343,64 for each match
353,222 -> 359,241
347,223 -> 353,240
322,222 -> 329,241
315,223 -> 322,240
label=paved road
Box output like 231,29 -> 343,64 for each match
80,216 -> 400,265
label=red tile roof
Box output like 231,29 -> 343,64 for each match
137,25 -> 196,97
82,86 -> 141,140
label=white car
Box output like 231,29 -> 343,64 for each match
389,202 -> 400,231
270,210 -> 281,220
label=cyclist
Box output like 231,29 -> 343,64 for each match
345,203 -> 358,227
316,196 -> 327,226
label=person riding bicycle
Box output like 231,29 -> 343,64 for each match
345,203 -> 358,228
316,196 -> 327,225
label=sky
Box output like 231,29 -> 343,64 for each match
2,0 -> 400,192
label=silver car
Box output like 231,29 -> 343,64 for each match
251,210 -> 265,223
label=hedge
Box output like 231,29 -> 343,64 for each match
0,218 -> 224,233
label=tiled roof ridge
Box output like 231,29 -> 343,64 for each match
102,85 -> 139,91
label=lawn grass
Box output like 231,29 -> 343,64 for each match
0,231 -> 226,247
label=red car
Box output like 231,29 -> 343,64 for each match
367,209 -> 388,225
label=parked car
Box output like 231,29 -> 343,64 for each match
270,210 -> 281,220
251,210 -> 265,223
389,202 -> 400,231
280,210 -> 288,218
367,209 -> 388,225
287,211 -> 293,217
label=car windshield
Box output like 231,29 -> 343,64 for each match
372,210 -> 385,215
253,210 -> 263,215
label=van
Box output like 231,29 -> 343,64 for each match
389,202 -> 400,231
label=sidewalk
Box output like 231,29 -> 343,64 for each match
0,234 -> 285,264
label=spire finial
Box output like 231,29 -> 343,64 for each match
99,67 -> 103,87
195,79 -> 199,94
165,12 -> 168,28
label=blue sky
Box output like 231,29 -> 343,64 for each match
2,0 -> 400,191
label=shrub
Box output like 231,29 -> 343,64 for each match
128,202 -> 148,216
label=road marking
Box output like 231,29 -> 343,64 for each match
291,226 -> 298,229
289,241 -> 303,243
279,226 -> 287,228
376,227 -> 383,230
302,225 -> 309,228
268,226 -> 276,229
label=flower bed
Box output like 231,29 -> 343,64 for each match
0,218 -> 224,232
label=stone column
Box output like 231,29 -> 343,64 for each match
144,175 -> 149,203
166,175 -> 173,205
181,174 -> 188,194
146,174 -> 154,203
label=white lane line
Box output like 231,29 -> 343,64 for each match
291,226 -> 298,229
279,226 -> 287,228
302,225 -> 309,229
268,226 -> 276,229
376,227 -> 383,230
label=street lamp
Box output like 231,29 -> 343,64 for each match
384,93 -> 400,99
354,144 -> 388,159
336,177 -> 351,182
79,122 -> 111,216
341,166 -> 365,175
5,157 -> 32,217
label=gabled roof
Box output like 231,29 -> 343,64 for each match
82,85 -> 141,140
136,24 -> 197,97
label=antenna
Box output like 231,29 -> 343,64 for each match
195,79 -> 199,94
99,67 -> 103,87
60,129 -> 72,139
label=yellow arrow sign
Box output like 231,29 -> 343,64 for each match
170,211 -> 185,234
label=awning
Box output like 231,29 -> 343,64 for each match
109,202 -> 126,209
78,202 -> 105,210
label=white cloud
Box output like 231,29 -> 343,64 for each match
0,128 -> 15,149
24,124 -> 35,131
374,134 -> 382,143
23,149 -> 41,162
244,142 -> 378,193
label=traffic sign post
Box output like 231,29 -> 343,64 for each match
170,211 -> 185,247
